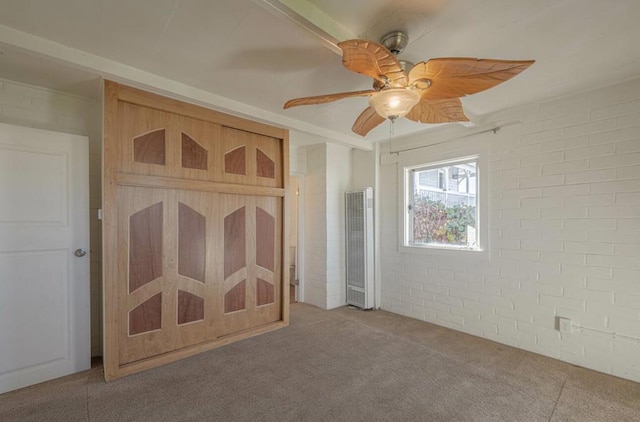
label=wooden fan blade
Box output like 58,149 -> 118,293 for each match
284,90 -> 376,109
408,58 -> 535,100
338,40 -> 408,87
405,98 -> 469,124
352,107 -> 386,136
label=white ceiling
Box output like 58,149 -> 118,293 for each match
0,0 -> 639,145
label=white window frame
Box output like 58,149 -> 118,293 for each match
405,157 -> 480,250
396,136 -> 489,256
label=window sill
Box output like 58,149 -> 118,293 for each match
398,243 -> 488,258
409,243 -> 480,251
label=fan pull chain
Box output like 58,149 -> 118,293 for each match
389,116 -> 397,155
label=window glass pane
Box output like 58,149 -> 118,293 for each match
410,160 -> 478,249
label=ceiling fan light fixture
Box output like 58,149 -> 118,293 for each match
368,88 -> 421,119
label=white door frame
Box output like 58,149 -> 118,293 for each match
290,173 -> 305,302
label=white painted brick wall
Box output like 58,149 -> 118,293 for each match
0,78 -> 103,356
301,143 -> 352,309
303,144 -> 328,308
289,143 -> 307,174
325,143 -> 351,309
374,77 -> 640,383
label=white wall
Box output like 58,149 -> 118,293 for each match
302,143 -> 352,309
367,77 -> 640,383
289,143 -> 307,175
326,143 -> 351,309
303,144 -> 328,308
351,148 -> 375,191
0,78 -> 103,356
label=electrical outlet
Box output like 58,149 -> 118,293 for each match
558,317 -> 572,334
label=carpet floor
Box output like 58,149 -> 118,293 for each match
1,303 -> 639,421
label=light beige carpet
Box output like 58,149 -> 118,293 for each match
1,303 -> 639,421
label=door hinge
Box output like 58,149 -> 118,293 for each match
97,209 -> 103,220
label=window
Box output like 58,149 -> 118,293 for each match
405,157 -> 479,250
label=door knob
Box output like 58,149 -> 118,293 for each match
74,249 -> 87,257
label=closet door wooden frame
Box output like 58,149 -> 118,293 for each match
103,81 -> 289,380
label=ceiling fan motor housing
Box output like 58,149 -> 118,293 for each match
373,32 -> 414,91
372,60 -> 415,91
381,31 -> 409,55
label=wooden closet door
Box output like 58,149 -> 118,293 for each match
219,195 -> 282,337
103,82 -> 289,380
117,187 -> 219,365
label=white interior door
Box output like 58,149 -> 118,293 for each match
0,122 -> 90,394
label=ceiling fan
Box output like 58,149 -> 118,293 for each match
283,31 -> 534,137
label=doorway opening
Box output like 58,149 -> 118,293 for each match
289,174 -> 304,304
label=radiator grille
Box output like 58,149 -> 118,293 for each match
347,287 -> 366,309
346,191 -> 365,290
345,188 -> 373,309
